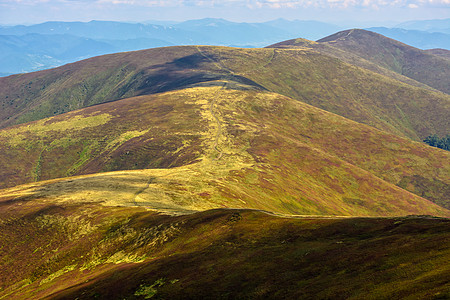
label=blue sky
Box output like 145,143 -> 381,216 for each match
0,0 -> 449,25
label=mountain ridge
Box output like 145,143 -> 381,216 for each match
0,18 -> 339,75
2,19 -> 450,76
1,45 -> 448,142
0,86 -> 448,213
315,29 -> 450,94
425,48 -> 450,59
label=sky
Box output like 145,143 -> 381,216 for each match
0,0 -> 449,26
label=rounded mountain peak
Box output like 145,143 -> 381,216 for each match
317,29 -> 384,43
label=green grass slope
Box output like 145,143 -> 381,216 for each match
216,46 -> 449,140
0,196 -> 449,299
315,29 -> 450,94
0,45 -> 448,141
267,38 -> 434,91
0,87 -> 448,215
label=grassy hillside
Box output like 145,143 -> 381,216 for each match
0,45 -> 448,141
0,87 -> 448,214
0,195 -> 449,299
0,88 -> 206,189
315,29 -> 450,94
267,37 -> 434,91
425,48 -> 450,60
0,33 -> 449,300
219,47 -> 449,141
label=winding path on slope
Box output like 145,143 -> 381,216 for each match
195,46 -> 236,161
132,176 -> 155,206
132,47 -> 277,208
194,46 -> 277,161
209,82 -> 226,161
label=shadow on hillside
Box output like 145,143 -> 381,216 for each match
118,53 -> 267,97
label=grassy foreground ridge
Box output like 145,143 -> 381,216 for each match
1,199 -> 449,299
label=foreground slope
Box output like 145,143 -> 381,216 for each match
0,45 -> 448,141
0,87 -> 448,215
0,197 -> 449,299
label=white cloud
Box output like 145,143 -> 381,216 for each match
2,0 -> 449,8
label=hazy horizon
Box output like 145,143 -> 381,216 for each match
1,0 -> 449,27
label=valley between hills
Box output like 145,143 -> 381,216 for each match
0,29 -> 449,299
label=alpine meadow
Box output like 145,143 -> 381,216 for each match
0,14 -> 449,300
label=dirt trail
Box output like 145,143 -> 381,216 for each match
240,48 -> 276,76
209,82 -> 227,161
195,46 -> 233,161
132,177 -> 155,206
132,47 -> 276,207
195,47 -> 277,161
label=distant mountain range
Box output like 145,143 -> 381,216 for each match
0,19 -> 341,42
367,27 -> 450,50
396,18 -> 450,34
0,33 -> 173,75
